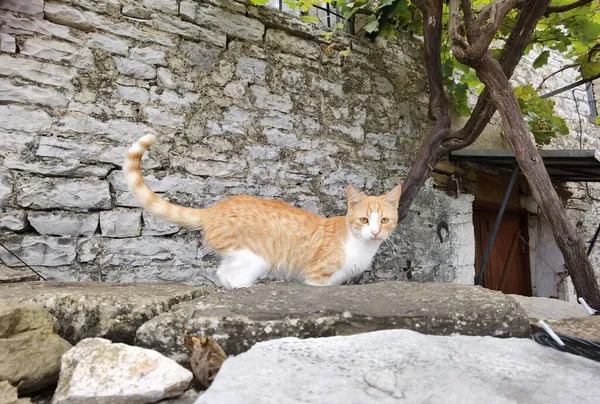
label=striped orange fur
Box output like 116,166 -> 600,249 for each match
125,135 -> 402,288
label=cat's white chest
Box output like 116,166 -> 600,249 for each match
328,234 -> 382,285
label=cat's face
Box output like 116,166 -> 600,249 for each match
345,185 -> 402,242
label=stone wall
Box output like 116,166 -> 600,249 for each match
0,0 -> 475,285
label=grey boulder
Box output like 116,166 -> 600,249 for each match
196,329 -> 600,404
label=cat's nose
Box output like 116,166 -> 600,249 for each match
371,230 -> 380,238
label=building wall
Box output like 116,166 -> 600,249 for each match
0,0 -> 475,285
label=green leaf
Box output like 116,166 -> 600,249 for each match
515,84 -> 569,145
248,0 -> 269,4
595,116 -> 600,125
300,15 -> 321,23
363,15 -> 380,33
340,47 -> 351,57
533,50 -> 550,69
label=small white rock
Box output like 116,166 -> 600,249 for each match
52,338 -> 193,404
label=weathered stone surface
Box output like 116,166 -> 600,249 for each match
0,303 -> 72,394
164,389 -> 201,404
0,265 -> 39,283
0,168 -> 14,205
0,282 -> 214,344
196,329 -> 600,404
509,294 -> 589,320
195,5 -> 264,42
143,213 -> 180,236
152,14 -> 226,47
16,178 -> 111,211
143,0 -> 179,14
0,236 -> 77,267
52,338 -> 192,404
117,85 -> 150,103
129,46 -> 167,66
0,209 -> 28,231
0,33 -> 16,52
0,78 -> 70,107
236,57 -> 267,83
114,57 -> 156,79
0,12 -> 79,43
251,86 -> 292,112
29,212 -> 99,236
0,55 -> 75,88
21,38 -> 93,69
100,208 -> 142,237
0,105 -> 53,133
157,67 -> 176,88
144,106 -> 185,127
122,4 -> 152,19
136,282 -> 531,363
0,380 -> 32,404
3,155 -> 112,178
78,236 -> 199,267
534,316 -> 600,342
265,29 -> 321,60
0,133 -> 34,153
0,0 -> 44,18
87,33 -> 129,56
180,40 -> 222,72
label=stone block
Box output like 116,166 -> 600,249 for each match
117,85 -> 150,103
0,78 -> 70,108
16,177 -> 111,211
129,46 -> 167,66
52,338 -> 192,404
0,105 -> 53,133
0,33 -> 16,53
0,282 -> 214,344
157,67 -> 176,88
251,86 -> 292,112
0,0 -> 44,18
196,330 -> 600,404
122,4 -> 152,19
21,38 -> 93,69
0,168 -> 13,205
0,265 -> 39,283
0,12 -> 80,43
136,282 -> 531,363
29,212 -> 99,236
195,5 -> 264,42
236,57 -> 267,83
152,14 -> 226,48
150,88 -> 199,109
0,303 -> 71,395
142,214 -> 180,236
144,107 -> 185,127
265,29 -> 320,60
114,57 -> 156,79
87,33 -> 130,56
180,40 -> 222,72
78,236 -> 199,267
0,236 -> 77,267
0,55 -> 75,88
0,209 -> 27,231
0,134 -> 34,153
100,209 -> 142,237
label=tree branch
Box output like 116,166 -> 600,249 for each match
469,0 -> 519,61
444,0 -> 552,149
546,0 -> 593,13
536,64 -> 575,90
397,0 -> 451,222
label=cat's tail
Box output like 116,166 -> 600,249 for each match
124,135 -> 207,229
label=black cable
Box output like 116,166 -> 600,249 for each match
0,241 -> 46,281
533,330 -> 600,363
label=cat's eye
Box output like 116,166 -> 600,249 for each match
359,217 -> 369,224
381,217 -> 390,224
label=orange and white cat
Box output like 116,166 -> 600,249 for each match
125,135 -> 402,289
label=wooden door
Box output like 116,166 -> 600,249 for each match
474,208 -> 532,296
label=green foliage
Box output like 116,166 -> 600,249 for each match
514,84 -> 569,145
328,0 -> 599,144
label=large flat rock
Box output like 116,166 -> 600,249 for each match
0,282 -> 214,344
0,265 -> 39,283
533,316 -> 600,342
195,330 -> 600,404
509,294 -> 588,320
136,282 -> 531,363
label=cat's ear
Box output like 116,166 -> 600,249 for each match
346,185 -> 363,207
382,184 -> 402,205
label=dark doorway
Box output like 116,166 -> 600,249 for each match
474,205 -> 532,296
